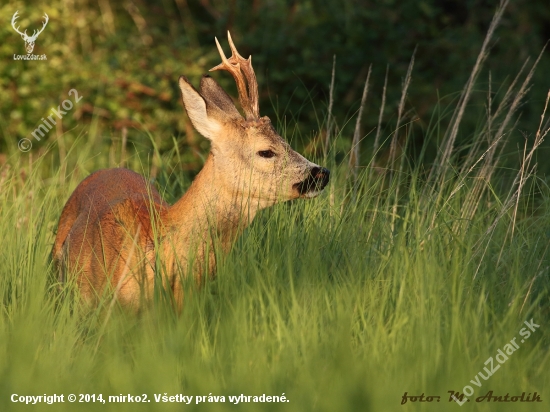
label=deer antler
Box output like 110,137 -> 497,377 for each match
29,13 -> 49,41
11,11 -> 28,39
225,32 -> 259,119
210,32 -> 260,121
11,11 -> 49,41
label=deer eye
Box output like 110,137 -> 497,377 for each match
257,150 -> 276,158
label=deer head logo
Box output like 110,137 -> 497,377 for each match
11,11 -> 49,54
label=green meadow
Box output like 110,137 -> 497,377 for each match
1,0 -> 549,411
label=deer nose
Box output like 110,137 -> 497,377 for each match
310,167 -> 330,190
294,166 -> 330,195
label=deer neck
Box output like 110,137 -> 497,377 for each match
163,153 -> 259,268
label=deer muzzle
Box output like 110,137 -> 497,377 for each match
294,167 -> 330,197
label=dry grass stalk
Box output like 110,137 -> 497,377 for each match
121,126 -> 128,167
432,0 -> 510,188
509,89 -> 550,235
388,50 -> 415,233
458,46 -> 546,232
460,59 -> 529,175
372,65 -> 389,171
349,64 -> 372,191
472,90 -> 550,277
325,55 -> 336,156
389,48 -> 416,176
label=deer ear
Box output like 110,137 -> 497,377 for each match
178,76 -> 221,141
200,75 -> 242,120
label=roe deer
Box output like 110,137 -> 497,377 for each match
52,33 -> 330,308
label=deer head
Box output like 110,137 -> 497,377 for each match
178,33 -> 330,210
11,11 -> 49,54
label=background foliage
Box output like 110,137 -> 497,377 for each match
1,0 -> 549,173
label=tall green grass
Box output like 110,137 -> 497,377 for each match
1,89 -> 549,412
1,5 -> 550,410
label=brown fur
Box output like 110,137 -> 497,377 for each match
52,169 -> 167,306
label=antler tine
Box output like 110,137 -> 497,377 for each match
11,11 -> 27,37
33,13 -> 49,38
210,37 -> 230,70
29,13 -> 49,40
210,37 -> 254,120
41,13 -> 49,30
226,32 -> 259,119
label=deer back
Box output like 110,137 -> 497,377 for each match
53,168 -> 167,306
